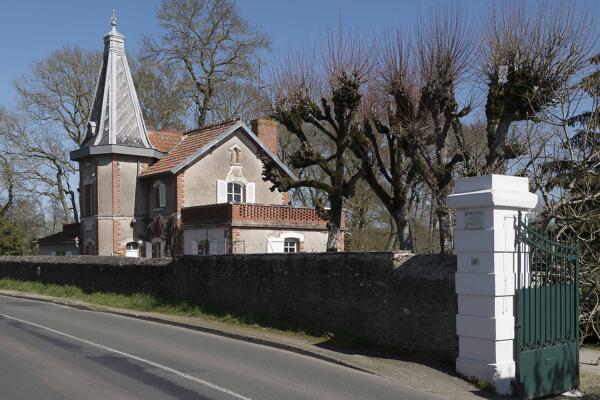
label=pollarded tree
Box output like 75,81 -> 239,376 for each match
350,31 -> 420,251
262,31 -> 370,252
368,10 -> 474,254
482,2 -> 596,172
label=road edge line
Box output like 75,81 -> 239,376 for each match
0,291 -> 380,377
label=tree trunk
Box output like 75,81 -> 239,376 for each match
66,189 -> 79,223
0,183 -> 13,217
435,198 -> 453,255
391,209 -> 412,251
486,115 -> 512,173
386,216 -> 397,250
428,201 -> 436,254
56,171 -> 71,224
326,196 -> 343,252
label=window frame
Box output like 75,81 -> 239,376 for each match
227,182 -> 243,203
283,238 -> 299,253
153,180 -> 166,209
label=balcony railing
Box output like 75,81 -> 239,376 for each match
181,203 -> 329,227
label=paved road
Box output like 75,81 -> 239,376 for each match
0,295 -> 443,400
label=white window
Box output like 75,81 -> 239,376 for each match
125,242 -> 140,258
284,238 -> 299,253
267,232 -> 304,253
153,181 -> 166,209
227,182 -> 243,203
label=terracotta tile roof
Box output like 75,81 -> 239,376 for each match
141,120 -> 239,177
147,130 -> 184,153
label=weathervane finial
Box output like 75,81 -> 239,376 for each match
111,10 -> 117,30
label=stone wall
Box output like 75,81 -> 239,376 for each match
0,252 -> 457,361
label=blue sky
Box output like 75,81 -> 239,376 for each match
1,0 -> 598,108
0,0 -> 492,107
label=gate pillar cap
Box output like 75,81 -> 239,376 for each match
448,174 -> 537,210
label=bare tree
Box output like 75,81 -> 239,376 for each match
145,0 -> 270,127
14,47 -> 101,147
0,154 -> 16,217
350,30 -> 420,250
130,53 -> 191,131
210,80 -> 268,123
262,30 -> 371,251
481,1 -> 596,172
0,110 -> 78,224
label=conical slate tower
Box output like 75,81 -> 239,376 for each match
71,12 -> 161,256
73,11 -> 159,157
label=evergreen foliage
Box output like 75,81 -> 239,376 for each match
0,218 -> 27,256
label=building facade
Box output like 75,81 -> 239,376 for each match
46,15 -> 337,257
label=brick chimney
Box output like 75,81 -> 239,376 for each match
251,119 -> 278,155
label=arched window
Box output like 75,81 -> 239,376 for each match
153,180 -> 166,209
227,182 -> 243,203
125,242 -> 140,257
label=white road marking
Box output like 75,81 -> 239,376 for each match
0,312 -> 252,400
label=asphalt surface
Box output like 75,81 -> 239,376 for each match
0,295 -> 443,400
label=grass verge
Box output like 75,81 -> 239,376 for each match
580,372 -> 600,396
0,278 -> 329,342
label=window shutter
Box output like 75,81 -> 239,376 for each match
246,182 -> 255,203
216,180 -> 227,203
267,238 -> 285,253
159,183 -> 166,208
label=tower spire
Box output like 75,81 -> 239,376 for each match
111,10 -> 117,31
76,11 -> 153,152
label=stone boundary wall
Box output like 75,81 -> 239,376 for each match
0,252 -> 457,361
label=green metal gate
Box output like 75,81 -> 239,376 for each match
514,212 -> 579,399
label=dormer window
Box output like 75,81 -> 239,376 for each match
153,180 -> 166,209
227,182 -> 242,203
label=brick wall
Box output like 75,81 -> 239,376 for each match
251,119 -> 278,154
0,253 -> 457,361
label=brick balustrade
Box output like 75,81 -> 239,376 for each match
181,203 -> 330,228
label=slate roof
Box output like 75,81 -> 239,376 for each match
36,223 -> 80,244
141,120 -> 239,177
147,130 -> 184,153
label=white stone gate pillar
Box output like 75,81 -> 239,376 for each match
448,175 -> 537,394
